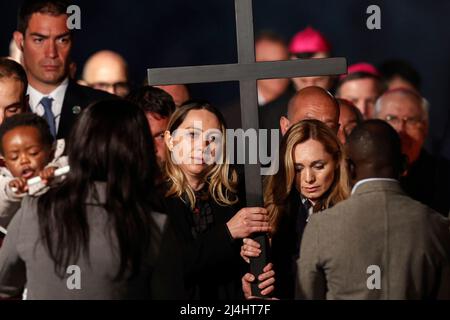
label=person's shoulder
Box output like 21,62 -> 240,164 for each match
420,203 -> 450,228
20,196 -> 39,212
317,197 -> 353,218
67,81 -> 116,101
415,204 -> 450,256
12,196 -> 39,230
399,193 -> 441,217
306,197 -> 360,232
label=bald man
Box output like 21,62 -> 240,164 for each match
337,98 -> 363,144
280,86 -> 340,136
297,120 -> 450,300
154,84 -> 190,107
375,89 -> 450,215
82,50 -> 130,97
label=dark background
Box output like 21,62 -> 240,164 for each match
1,0 -> 449,158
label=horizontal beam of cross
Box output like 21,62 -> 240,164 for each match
147,57 -> 346,85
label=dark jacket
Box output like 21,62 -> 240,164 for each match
57,80 -> 114,140
163,194 -> 245,300
401,149 -> 450,216
270,188 -> 309,299
259,84 -> 296,131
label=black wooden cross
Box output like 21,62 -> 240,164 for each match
148,0 -> 346,295
148,0 -> 346,207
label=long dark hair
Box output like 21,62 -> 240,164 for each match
37,99 -> 159,280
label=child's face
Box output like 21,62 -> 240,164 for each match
2,126 -> 52,179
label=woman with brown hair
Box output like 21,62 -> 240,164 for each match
163,100 -> 272,299
241,119 -> 350,299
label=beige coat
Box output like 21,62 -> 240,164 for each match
297,180 -> 450,300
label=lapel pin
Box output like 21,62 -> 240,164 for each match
72,105 -> 81,114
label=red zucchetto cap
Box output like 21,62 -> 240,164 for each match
346,62 -> 380,77
289,26 -> 331,54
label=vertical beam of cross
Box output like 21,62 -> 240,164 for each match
147,3 -> 346,207
235,0 -> 263,207
147,0 -> 347,297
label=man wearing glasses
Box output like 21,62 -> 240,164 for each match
375,88 -> 450,216
81,50 -> 130,98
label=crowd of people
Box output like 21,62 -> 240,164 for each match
0,0 -> 449,300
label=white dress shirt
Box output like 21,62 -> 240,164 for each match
27,77 -> 69,133
257,88 -> 267,106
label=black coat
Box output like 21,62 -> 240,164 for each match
401,149 -> 450,216
162,195 -> 246,300
259,84 -> 296,131
270,189 -> 309,299
57,80 -> 114,140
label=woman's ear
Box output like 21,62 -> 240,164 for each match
164,130 -> 174,151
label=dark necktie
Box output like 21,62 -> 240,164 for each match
294,199 -> 311,260
41,97 -> 56,138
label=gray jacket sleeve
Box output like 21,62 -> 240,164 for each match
0,205 -> 26,298
0,172 -> 25,226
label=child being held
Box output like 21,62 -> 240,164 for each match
0,113 -> 67,228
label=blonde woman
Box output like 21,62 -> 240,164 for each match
241,119 -> 350,299
163,100 -> 271,299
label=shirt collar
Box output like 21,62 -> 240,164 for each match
27,77 -> 69,109
351,178 -> 399,195
257,88 -> 267,106
300,194 -> 315,221
300,194 -> 309,205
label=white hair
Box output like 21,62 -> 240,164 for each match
374,89 -> 429,122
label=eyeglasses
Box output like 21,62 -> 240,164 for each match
384,115 -> 424,128
90,82 -> 130,96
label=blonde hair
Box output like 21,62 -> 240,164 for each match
264,119 -> 350,232
164,100 -> 238,209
